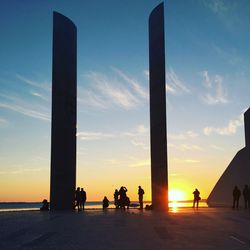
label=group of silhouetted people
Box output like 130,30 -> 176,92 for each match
112,186 -> 145,210
41,185 -> 146,211
232,185 -> 250,209
113,186 -> 130,209
75,187 -> 87,211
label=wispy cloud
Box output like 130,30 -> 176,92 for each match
80,67 -> 191,111
203,0 -> 228,15
202,0 -> 243,32
202,70 -> 212,88
77,131 -> 114,141
80,68 -> 148,110
0,94 -> 50,122
78,88 -> 109,110
166,68 -> 191,95
172,158 -> 200,164
112,67 -> 148,99
0,167 -> 42,175
143,70 -> 149,80
212,44 -> 242,66
131,140 -> 149,150
168,130 -> 199,140
30,91 -> 50,102
77,124 -> 149,152
0,102 -> 50,122
210,144 -> 224,151
128,159 -> 150,168
0,117 -> 9,126
168,143 -> 203,152
201,71 -> 228,105
121,124 -> 148,138
203,111 -> 244,136
17,74 -> 51,92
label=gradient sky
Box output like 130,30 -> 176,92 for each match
0,0 -> 249,202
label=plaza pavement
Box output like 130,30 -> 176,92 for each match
0,207 -> 250,249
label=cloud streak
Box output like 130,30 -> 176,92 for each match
77,131 -> 114,141
166,68 -> 191,95
168,130 -> 199,140
16,74 -> 51,92
80,68 -> 148,110
0,102 -> 50,122
0,117 -> 8,126
168,143 -> 203,152
201,71 -> 228,105
203,111 -> 244,136
112,67 -> 148,99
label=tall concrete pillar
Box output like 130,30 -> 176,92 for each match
244,108 -> 250,148
149,2 -> 168,210
50,12 -> 77,210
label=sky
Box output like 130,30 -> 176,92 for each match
0,0 -> 250,202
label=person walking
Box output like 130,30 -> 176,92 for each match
138,186 -> 145,209
192,188 -> 200,208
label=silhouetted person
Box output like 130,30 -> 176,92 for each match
40,199 -> 49,211
118,186 -> 128,209
192,188 -> 200,208
114,189 -> 119,209
126,196 -> 130,209
248,187 -> 250,209
80,188 -> 87,210
138,186 -> 145,209
243,185 -> 249,209
75,187 -> 81,211
232,186 -> 241,209
103,196 -> 109,210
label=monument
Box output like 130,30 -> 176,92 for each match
207,108 -> 250,207
50,12 -> 77,210
149,3 -> 168,210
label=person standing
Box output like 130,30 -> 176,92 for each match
114,189 -> 119,209
232,186 -> 241,209
119,186 -> 128,209
80,188 -> 87,211
75,187 -> 81,211
192,188 -> 200,208
243,185 -> 249,209
248,186 -> 250,209
138,186 -> 145,209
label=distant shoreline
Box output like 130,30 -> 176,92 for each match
0,200 -> 210,212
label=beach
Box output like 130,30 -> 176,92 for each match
1,207 -> 250,249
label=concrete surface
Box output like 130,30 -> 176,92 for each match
0,208 -> 250,249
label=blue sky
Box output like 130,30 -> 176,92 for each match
0,0 -> 249,201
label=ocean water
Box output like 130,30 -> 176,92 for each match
0,200 -> 207,212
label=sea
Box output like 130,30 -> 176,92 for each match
0,200 -> 208,212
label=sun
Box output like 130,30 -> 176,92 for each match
169,189 -> 186,201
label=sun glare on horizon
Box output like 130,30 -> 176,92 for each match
169,189 -> 186,202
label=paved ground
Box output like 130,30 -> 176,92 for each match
0,207 -> 250,249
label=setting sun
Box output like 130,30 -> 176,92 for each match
169,189 -> 186,201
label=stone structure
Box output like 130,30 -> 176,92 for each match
207,108 -> 250,207
149,3 -> 168,210
50,12 -> 77,210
